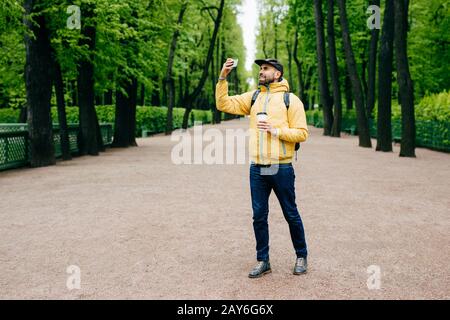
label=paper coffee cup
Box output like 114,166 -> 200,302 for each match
257,112 -> 268,131
257,112 -> 268,122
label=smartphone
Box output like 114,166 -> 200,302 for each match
232,59 -> 238,68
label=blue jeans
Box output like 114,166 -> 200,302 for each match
249,162 -> 307,261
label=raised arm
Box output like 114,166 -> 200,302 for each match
216,80 -> 253,116
215,58 -> 252,116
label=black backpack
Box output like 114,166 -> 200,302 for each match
250,89 -> 301,152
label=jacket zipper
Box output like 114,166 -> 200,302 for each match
259,86 -> 270,163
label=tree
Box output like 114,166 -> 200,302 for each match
313,0 -> 333,135
367,0 -> 380,117
327,0 -> 342,137
23,0 -> 55,167
394,0 -> 415,157
285,39 -> 294,91
52,54 -> 71,160
337,0 -> 372,147
287,0 -> 317,110
165,2 -> 188,135
376,0 -> 394,152
344,71 -> 353,110
293,29 -> 304,102
182,0 -> 225,130
77,2 -> 103,155
113,77 -> 138,147
111,4 -> 141,148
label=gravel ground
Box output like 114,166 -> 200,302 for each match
0,117 -> 449,300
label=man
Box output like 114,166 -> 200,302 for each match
215,58 -> 309,278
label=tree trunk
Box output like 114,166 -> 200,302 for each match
311,76 -> 317,107
293,29 -> 305,104
303,65 -> 313,110
150,75 -> 160,106
178,75 -> 183,108
327,0 -> 342,137
361,49 -> 368,102
182,0 -> 225,129
112,84 -> 130,148
77,3 -> 102,156
337,0 -> 372,147
165,77 -> 175,133
215,33 -> 226,124
313,0 -> 333,135
112,8 -> 139,148
70,80 -> 78,106
261,26 -> 269,58
112,77 -> 138,148
139,83 -> 145,106
286,40 -> 294,91
95,95 -> 102,106
376,0 -> 394,152
210,45 -> 216,122
344,71 -> 353,110
19,103 -> 27,123
165,2 -> 187,135
274,20 -> 278,59
394,0 -> 415,157
53,56 -> 72,160
24,0 -> 55,167
214,34 -> 223,124
104,88 -> 113,105
128,77 -> 138,146
367,0 -> 380,117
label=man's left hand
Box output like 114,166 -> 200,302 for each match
257,121 -> 278,136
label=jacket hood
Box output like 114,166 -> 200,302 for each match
259,78 -> 290,93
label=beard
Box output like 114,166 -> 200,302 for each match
258,74 -> 275,85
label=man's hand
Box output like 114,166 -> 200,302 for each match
219,58 -> 235,79
257,120 -> 278,136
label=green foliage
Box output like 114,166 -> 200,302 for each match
0,108 -> 20,123
409,0 -> 450,96
0,0 -> 248,112
415,91 -> 450,122
0,0 -> 26,108
372,91 -> 450,122
306,93 -> 450,151
1,105 -> 215,137
259,0 -> 449,112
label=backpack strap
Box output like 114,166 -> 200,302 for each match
251,90 -> 290,109
284,92 -> 290,109
284,92 -> 301,157
250,89 -> 260,107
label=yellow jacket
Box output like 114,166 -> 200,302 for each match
216,79 -> 309,164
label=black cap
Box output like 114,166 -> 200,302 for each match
254,58 -> 284,76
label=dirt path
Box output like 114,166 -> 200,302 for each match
0,117 -> 449,299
